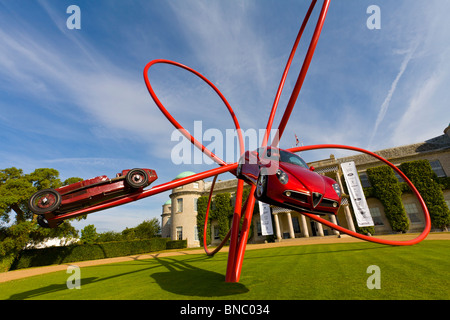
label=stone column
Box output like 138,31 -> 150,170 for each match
330,214 -> 340,235
344,205 -> 356,232
286,212 -> 295,239
273,212 -> 282,241
300,214 -> 309,238
316,218 -> 324,237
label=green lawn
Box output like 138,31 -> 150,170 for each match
1,240 -> 449,300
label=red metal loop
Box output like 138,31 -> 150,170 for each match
287,144 -> 432,246
143,59 -> 245,166
203,174 -> 231,256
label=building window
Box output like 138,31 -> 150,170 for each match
359,172 -> 371,188
213,226 -> 220,240
369,207 -> 384,226
176,198 -> 183,213
292,216 -> 301,233
394,166 -> 404,183
194,225 -> 199,241
404,203 -> 422,224
256,220 -> 262,236
193,182 -> 199,189
429,160 -> 446,177
176,227 -> 183,240
231,194 -> 236,207
194,198 -> 198,212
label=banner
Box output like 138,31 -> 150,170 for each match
258,201 -> 274,236
341,161 -> 374,227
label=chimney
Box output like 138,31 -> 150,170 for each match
445,123 -> 450,138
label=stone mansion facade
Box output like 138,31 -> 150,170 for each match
161,124 -> 450,247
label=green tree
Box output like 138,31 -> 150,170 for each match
134,218 -> 160,239
121,218 -> 160,240
80,224 -> 98,244
0,167 -> 82,271
122,227 -> 136,241
96,231 -> 123,243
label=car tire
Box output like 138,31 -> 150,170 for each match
37,215 -> 50,228
255,174 -> 267,200
28,189 -> 62,215
236,163 -> 242,179
126,168 -> 149,189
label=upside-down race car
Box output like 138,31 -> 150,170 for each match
29,168 -> 157,228
237,147 -> 341,215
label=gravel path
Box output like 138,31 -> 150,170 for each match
1,233 -> 449,283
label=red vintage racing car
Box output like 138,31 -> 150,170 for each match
29,168 -> 157,228
237,147 -> 341,215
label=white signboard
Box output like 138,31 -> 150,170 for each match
341,161 -> 374,227
258,201 -> 274,236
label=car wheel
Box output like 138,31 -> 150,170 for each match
256,174 -> 267,199
236,163 -> 242,179
126,168 -> 149,188
28,189 -> 61,215
37,215 -> 50,228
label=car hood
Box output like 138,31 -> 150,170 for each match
280,162 -> 326,195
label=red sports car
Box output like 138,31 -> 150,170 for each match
29,168 -> 157,228
237,147 -> 341,215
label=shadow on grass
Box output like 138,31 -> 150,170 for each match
243,243 -> 388,262
6,254 -> 248,299
150,255 -> 249,297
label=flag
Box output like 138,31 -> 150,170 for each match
295,134 -> 299,146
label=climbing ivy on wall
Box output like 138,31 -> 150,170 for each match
400,160 -> 450,229
366,166 -> 410,232
211,192 -> 233,241
196,196 -> 210,245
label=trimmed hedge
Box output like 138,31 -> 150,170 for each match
10,238 -> 187,270
166,239 -> 187,250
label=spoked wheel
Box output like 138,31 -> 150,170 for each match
28,189 -> 62,215
255,174 -> 267,200
126,168 -> 149,188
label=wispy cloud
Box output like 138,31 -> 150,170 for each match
166,0 -> 281,131
368,43 -> 417,148
0,5 -> 175,160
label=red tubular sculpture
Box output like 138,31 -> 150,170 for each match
287,144 -> 431,246
43,0 -> 431,283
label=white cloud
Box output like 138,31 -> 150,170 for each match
368,43 -> 417,148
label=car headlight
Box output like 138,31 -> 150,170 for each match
276,169 -> 289,185
332,183 -> 341,197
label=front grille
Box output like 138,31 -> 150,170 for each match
320,198 -> 339,208
284,190 -> 309,203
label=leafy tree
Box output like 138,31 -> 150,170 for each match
0,167 -> 81,271
122,218 -> 160,240
121,227 -> 136,241
134,218 -> 160,239
96,231 -> 123,243
80,224 -> 97,244
0,167 -> 83,224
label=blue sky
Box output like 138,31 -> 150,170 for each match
1,0 -> 449,232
